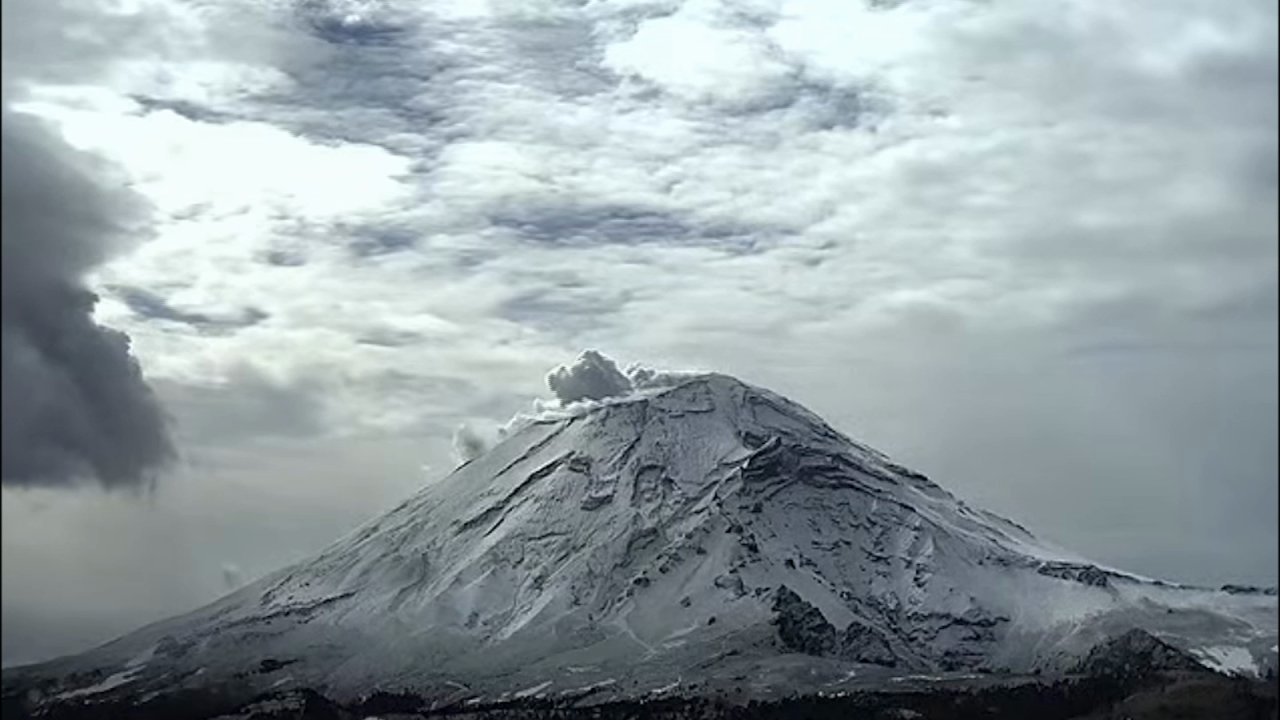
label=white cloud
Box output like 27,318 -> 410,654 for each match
18,94 -> 413,219
604,12 -> 795,107
451,423 -> 487,465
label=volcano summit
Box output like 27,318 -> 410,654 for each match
3,353 -> 1276,718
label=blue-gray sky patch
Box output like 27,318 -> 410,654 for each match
113,286 -> 269,335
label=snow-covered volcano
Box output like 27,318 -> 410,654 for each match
4,355 -> 1277,710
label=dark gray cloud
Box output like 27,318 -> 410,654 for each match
1,107 -> 174,489
546,350 -> 634,404
488,203 -> 777,253
111,286 -> 269,335
344,224 -> 422,258
1,0 -> 174,489
250,4 -> 457,155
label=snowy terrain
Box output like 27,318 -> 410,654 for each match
3,356 -> 1276,712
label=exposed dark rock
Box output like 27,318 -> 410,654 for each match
566,453 -> 592,473
1037,561 -> 1112,588
741,437 -> 798,484
579,491 -> 613,511
839,621 -> 898,667
1221,584 -> 1280,597
772,586 -> 837,656
256,658 -> 297,674
714,574 -> 746,597
1072,628 -> 1208,684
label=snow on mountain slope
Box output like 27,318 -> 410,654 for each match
4,357 -> 1276,710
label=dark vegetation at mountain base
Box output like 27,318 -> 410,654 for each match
3,628 -> 1274,720
3,671 -> 1275,720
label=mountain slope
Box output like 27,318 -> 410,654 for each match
4,369 -> 1276,713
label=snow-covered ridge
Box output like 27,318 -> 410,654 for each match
4,352 -> 1276,712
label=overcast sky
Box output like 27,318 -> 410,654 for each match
2,0 -> 1276,667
